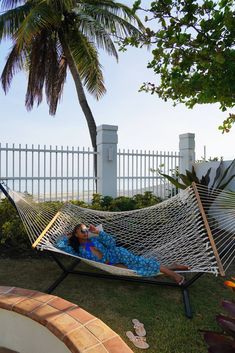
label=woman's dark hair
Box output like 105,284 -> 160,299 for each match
69,224 -> 82,252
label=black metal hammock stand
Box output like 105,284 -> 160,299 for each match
0,181 -> 234,318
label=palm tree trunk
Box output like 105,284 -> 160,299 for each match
59,33 -> 97,184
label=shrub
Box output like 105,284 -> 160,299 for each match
90,191 -> 162,211
0,198 -> 27,248
108,196 -> 136,211
91,193 -> 113,210
132,192 -> 162,208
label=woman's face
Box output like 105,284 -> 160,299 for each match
75,224 -> 89,241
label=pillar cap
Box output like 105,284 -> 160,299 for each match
97,125 -> 118,132
179,133 -> 195,149
179,133 -> 195,139
97,125 -> 118,145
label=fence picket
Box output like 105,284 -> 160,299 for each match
0,143 -> 180,201
117,149 -> 180,199
0,143 -> 97,202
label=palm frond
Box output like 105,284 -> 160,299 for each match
73,12 -> 118,59
1,42 -> 26,92
45,0 -> 76,12
25,30 -> 49,110
45,37 -> 67,114
24,30 -> 67,114
0,3 -> 31,41
53,55 -> 67,107
79,4 -> 143,40
77,0 -> 144,28
15,2 -> 59,47
74,1 -> 144,36
1,0 -> 26,10
67,30 -> 106,99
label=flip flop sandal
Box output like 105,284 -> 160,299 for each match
126,331 -> 149,349
132,319 -> 146,337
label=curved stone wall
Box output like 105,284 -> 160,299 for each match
0,286 -> 133,353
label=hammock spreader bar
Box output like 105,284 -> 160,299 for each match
192,182 -> 225,276
32,211 -> 61,249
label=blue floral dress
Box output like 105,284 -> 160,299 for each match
78,230 -> 160,277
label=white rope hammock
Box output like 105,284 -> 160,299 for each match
1,182 -> 235,277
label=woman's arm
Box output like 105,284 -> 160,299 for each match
97,230 -> 116,248
89,225 -> 116,248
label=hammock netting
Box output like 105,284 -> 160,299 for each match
1,182 -> 235,277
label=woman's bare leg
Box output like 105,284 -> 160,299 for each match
168,263 -> 190,271
160,266 -> 185,285
111,264 -> 186,284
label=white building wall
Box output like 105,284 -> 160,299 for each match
194,160 -> 235,191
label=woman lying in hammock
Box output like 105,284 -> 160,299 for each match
69,224 -> 189,285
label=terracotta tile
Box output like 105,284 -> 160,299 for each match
12,298 -> 43,315
0,294 -> 25,310
10,287 -> 36,297
84,344 -> 109,353
0,286 -> 14,294
103,336 -> 133,353
48,297 -> 77,312
47,313 -> 82,339
85,319 -> 116,342
63,326 -> 99,353
30,291 -> 56,303
68,307 -> 96,324
29,304 -> 63,325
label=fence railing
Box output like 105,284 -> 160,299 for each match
0,143 -> 97,202
0,142 -> 181,202
117,149 -> 181,199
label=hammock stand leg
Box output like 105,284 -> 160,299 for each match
181,273 -> 204,318
46,252 -> 81,294
46,252 -> 203,318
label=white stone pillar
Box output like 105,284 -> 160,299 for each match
179,133 -> 195,174
97,124 -> 118,197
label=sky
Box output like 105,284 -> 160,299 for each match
0,0 -> 234,161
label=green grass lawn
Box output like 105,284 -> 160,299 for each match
0,255 -> 234,353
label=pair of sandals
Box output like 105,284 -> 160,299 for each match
126,319 -> 149,349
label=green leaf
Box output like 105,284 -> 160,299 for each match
216,314 -> 235,337
158,171 -> 187,189
222,300 -> 235,317
211,161 -> 223,189
219,173 -> 235,190
200,167 -> 211,186
203,330 -> 234,347
217,159 -> 235,189
179,173 -> 193,186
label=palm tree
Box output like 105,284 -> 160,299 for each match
0,0 -> 144,153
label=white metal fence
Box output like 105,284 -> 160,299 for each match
0,142 -> 180,202
0,143 -> 97,202
117,149 -> 180,199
